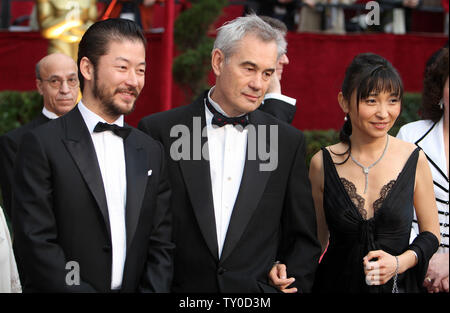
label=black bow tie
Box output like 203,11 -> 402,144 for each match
205,99 -> 249,128
93,122 -> 131,139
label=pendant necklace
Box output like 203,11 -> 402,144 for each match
350,135 -> 389,194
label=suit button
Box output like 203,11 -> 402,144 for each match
103,245 -> 111,253
217,267 -> 226,275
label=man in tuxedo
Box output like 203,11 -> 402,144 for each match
0,53 -> 79,220
12,18 -> 174,292
260,15 -> 297,124
138,15 -> 321,293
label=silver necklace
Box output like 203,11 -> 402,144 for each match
350,135 -> 389,194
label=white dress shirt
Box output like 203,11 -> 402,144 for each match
42,107 -> 59,120
206,88 -> 247,258
78,101 -> 127,289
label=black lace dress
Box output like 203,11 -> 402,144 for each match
313,147 -> 430,293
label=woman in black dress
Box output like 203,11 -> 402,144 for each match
307,53 -> 441,293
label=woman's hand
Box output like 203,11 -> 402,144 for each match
363,250 -> 398,286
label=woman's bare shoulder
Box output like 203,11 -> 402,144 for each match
390,135 -> 417,157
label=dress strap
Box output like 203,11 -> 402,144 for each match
320,147 -> 335,176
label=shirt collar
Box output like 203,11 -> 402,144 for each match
78,100 -> 124,134
207,86 -> 230,117
207,86 -> 247,118
42,107 -> 59,120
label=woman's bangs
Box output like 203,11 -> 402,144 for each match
357,68 -> 403,101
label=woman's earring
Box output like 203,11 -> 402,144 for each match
344,115 -> 348,121
438,99 -> 444,110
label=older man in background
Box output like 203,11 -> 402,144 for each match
0,53 -> 79,220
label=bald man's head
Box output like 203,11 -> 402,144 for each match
36,53 -> 79,116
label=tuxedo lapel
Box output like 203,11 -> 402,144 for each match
62,107 -> 111,236
124,130 -> 148,249
179,95 -> 219,261
220,110 -> 273,263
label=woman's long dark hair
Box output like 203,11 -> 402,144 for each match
421,48 -> 448,122
332,53 -> 404,164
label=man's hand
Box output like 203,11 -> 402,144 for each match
424,253 -> 449,293
268,263 -> 298,293
440,277 -> 449,293
267,72 -> 282,94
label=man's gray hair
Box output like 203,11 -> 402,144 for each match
213,14 -> 287,61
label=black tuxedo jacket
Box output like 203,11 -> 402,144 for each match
138,92 -> 321,293
12,106 -> 174,292
0,113 -> 50,219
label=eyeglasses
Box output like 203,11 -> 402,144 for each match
40,77 -> 79,89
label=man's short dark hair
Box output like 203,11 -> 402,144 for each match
77,18 -> 147,92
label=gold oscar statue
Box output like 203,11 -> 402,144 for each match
36,0 -> 98,61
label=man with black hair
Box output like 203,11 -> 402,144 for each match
12,18 -> 174,293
